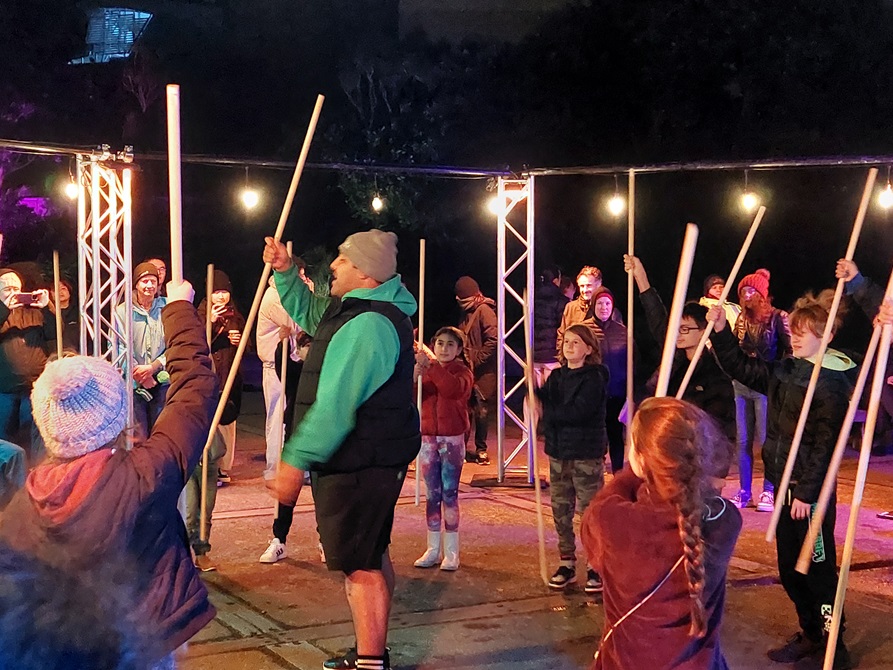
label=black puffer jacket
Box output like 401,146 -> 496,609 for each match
533,282 -> 568,363
711,327 -> 855,502
638,288 -> 735,440
536,363 -> 609,460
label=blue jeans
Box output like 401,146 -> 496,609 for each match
0,392 -> 44,465
733,380 -> 772,495
133,385 -> 168,445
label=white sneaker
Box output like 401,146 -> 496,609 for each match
756,490 -> 775,513
259,538 -> 288,563
318,541 -> 326,564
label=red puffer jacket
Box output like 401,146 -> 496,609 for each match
420,359 -> 474,437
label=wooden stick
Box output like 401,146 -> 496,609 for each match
823,313 -> 893,670
166,85 -> 184,284
655,224 -> 699,397
415,239 -> 426,507
52,250 -> 63,359
198,94 -> 324,537
273,242 -> 293,521
199,263 -> 214,542
766,167 -> 877,541
625,170 -> 635,449
795,325 -> 881,574
523,288 -> 549,586
676,206 -> 765,398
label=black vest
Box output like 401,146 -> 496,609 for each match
293,296 -> 421,474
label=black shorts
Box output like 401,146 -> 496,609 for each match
312,466 -> 407,573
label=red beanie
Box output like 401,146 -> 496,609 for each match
738,269 -> 770,299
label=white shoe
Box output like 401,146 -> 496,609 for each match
318,541 -> 326,564
756,490 -> 775,512
259,538 -> 288,563
440,531 -> 459,571
414,530 -> 442,568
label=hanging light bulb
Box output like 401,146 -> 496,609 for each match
241,188 -> 259,209
741,191 -> 759,212
607,194 -> 625,216
487,195 -> 504,216
879,183 -> 893,209
371,195 -> 384,212
63,179 -> 78,200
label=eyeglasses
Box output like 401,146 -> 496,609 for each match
678,325 -> 703,334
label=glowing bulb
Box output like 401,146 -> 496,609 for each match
371,195 -> 384,212
487,196 -> 504,216
879,183 -> 893,209
241,188 -> 259,209
63,180 -> 78,200
741,191 -> 759,212
607,194 -> 625,216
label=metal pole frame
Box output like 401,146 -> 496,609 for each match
495,176 -> 535,483
76,151 -> 135,434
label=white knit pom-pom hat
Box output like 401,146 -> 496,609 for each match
31,356 -> 128,459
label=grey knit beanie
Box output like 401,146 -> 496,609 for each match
338,229 -> 398,283
31,356 -> 128,459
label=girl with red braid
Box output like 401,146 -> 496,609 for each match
582,397 -> 741,670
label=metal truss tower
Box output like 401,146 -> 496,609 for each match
495,176 -> 536,483
76,146 -> 135,429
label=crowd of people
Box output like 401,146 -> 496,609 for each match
0,229 -> 891,670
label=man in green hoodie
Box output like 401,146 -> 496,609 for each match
264,230 -> 420,670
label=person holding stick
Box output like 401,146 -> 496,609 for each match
729,269 -> 792,511
413,326 -> 474,571
0,278 -> 219,669
707,292 -> 856,668
265,230 -> 420,670
536,323 -> 608,593
582,397 -> 740,670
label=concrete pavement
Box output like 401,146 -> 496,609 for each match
182,392 -> 893,669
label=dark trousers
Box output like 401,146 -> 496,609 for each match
776,494 -> 842,640
273,502 -> 295,543
0,392 -> 44,466
468,393 -> 493,455
605,396 -> 626,473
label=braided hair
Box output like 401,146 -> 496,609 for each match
631,397 -> 730,637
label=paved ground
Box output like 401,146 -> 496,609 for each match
182,392 -> 893,669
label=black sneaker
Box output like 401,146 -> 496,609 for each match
548,564 -> 577,590
768,632 -> 823,663
584,569 -> 603,594
322,647 -> 390,670
476,451 -> 491,465
792,643 -> 854,670
465,452 -> 478,464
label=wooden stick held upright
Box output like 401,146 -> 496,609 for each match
626,170 -> 635,446
655,224 -> 699,397
765,167 -> 877,541
198,95 -> 324,538
199,263 -> 214,542
676,206 -> 765,398
415,239 -> 426,507
52,250 -> 63,359
523,288 -> 549,586
166,85 -> 184,284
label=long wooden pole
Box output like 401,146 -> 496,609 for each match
52,251 -> 63,359
523,288 -> 549,586
199,263 -> 214,542
676,206 -> 766,398
166,85 -> 184,284
822,296 -> 893,670
655,224 -> 699,397
766,168 -> 877,541
625,170 -> 635,450
198,94 -> 324,537
415,239 -> 426,507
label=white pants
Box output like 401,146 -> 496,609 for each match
262,363 -> 285,480
218,421 -> 237,473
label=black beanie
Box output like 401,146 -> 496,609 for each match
703,274 -> 724,296
133,262 -> 159,287
212,269 -> 232,294
455,276 -> 481,299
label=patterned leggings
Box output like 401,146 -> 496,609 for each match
420,435 -> 465,531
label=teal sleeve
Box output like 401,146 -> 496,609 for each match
281,312 -> 401,470
273,264 -> 330,335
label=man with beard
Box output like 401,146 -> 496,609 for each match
455,276 -> 497,465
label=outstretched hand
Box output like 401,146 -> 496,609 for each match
706,303 -> 727,332
263,237 -> 292,272
623,254 -> 650,292
835,259 -> 859,282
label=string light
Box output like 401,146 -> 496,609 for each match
371,195 -> 384,212
606,175 -> 625,216
879,167 -> 893,209
241,166 -> 259,210
741,170 -> 759,212
63,179 -> 78,200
